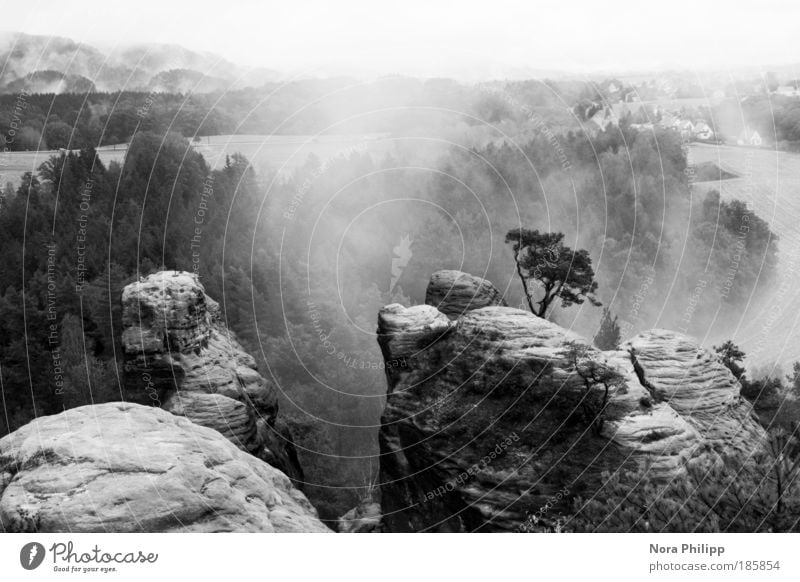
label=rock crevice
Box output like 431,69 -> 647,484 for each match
374,270 -> 766,532
0,403 -> 330,532
121,270 -> 303,484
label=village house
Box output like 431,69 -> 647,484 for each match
692,121 -> 714,141
737,128 -> 763,146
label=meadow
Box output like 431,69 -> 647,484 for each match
690,143 -> 800,371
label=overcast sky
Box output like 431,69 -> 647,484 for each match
4,0 -> 799,77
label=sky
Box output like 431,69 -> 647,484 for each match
3,0 -> 800,78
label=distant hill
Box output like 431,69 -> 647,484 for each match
2,69 -> 96,94
147,68 -> 229,93
0,32 -> 283,94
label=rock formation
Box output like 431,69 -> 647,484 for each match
425,269 -> 506,318
121,271 -> 302,484
376,270 -> 765,532
0,403 -> 330,532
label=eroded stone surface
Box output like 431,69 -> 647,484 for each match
425,270 -> 506,319
121,271 -> 301,483
376,272 -> 765,532
0,403 -> 331,533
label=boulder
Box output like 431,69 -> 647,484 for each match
376,272 -> 766,532
425,269 -> 506,318
121,271 -> 302,483
0,403 -> 331,533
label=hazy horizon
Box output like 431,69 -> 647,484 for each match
3,0 -> 800,80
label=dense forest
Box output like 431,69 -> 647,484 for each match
0,78 -> 598,151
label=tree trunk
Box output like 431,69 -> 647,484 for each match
514,248 -> 537,315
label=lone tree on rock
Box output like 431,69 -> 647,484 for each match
505,228 -> 600,318
714,340 -> 746,380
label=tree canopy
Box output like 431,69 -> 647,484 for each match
505,229 -> 600,318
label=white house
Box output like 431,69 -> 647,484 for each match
737,128 -> 763,146
693,121 -> 714,141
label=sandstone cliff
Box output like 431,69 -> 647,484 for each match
376,270 -> 765,532
120,271 -> 303,484
0,403 -> 330,532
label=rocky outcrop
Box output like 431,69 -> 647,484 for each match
376,270 -> 765,532
121,271 -> 302,484
425,269 -> 506,319
0,403 -> 331,532
337,499 -> 382,533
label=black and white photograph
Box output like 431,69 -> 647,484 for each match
0,1 -> 798,579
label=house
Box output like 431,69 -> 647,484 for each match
737,128 -> 763,146
693,121 -> 714,141
677,119 -> 695,140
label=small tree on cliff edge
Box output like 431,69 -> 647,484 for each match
714,340 -> 746,380
505,228 -> 600,318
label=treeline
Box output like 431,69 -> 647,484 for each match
0,111 -> 783,521
714,95 -> 800,149
0,77 -> 602,152
0,131 -> 388,522
0,92 -> 225,150
0,133 -> 259,432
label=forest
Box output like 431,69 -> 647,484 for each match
0,88 -> 794,520
0,78 -> 596,151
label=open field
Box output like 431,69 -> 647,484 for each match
690,143 -> 800,370
0,145 -> 128,187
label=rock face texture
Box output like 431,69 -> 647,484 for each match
121,271 -> 302,484
0,403 -> 330,532
425,269 -> 506,319
377,270 -> 765,532
337,499 -> 382,533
